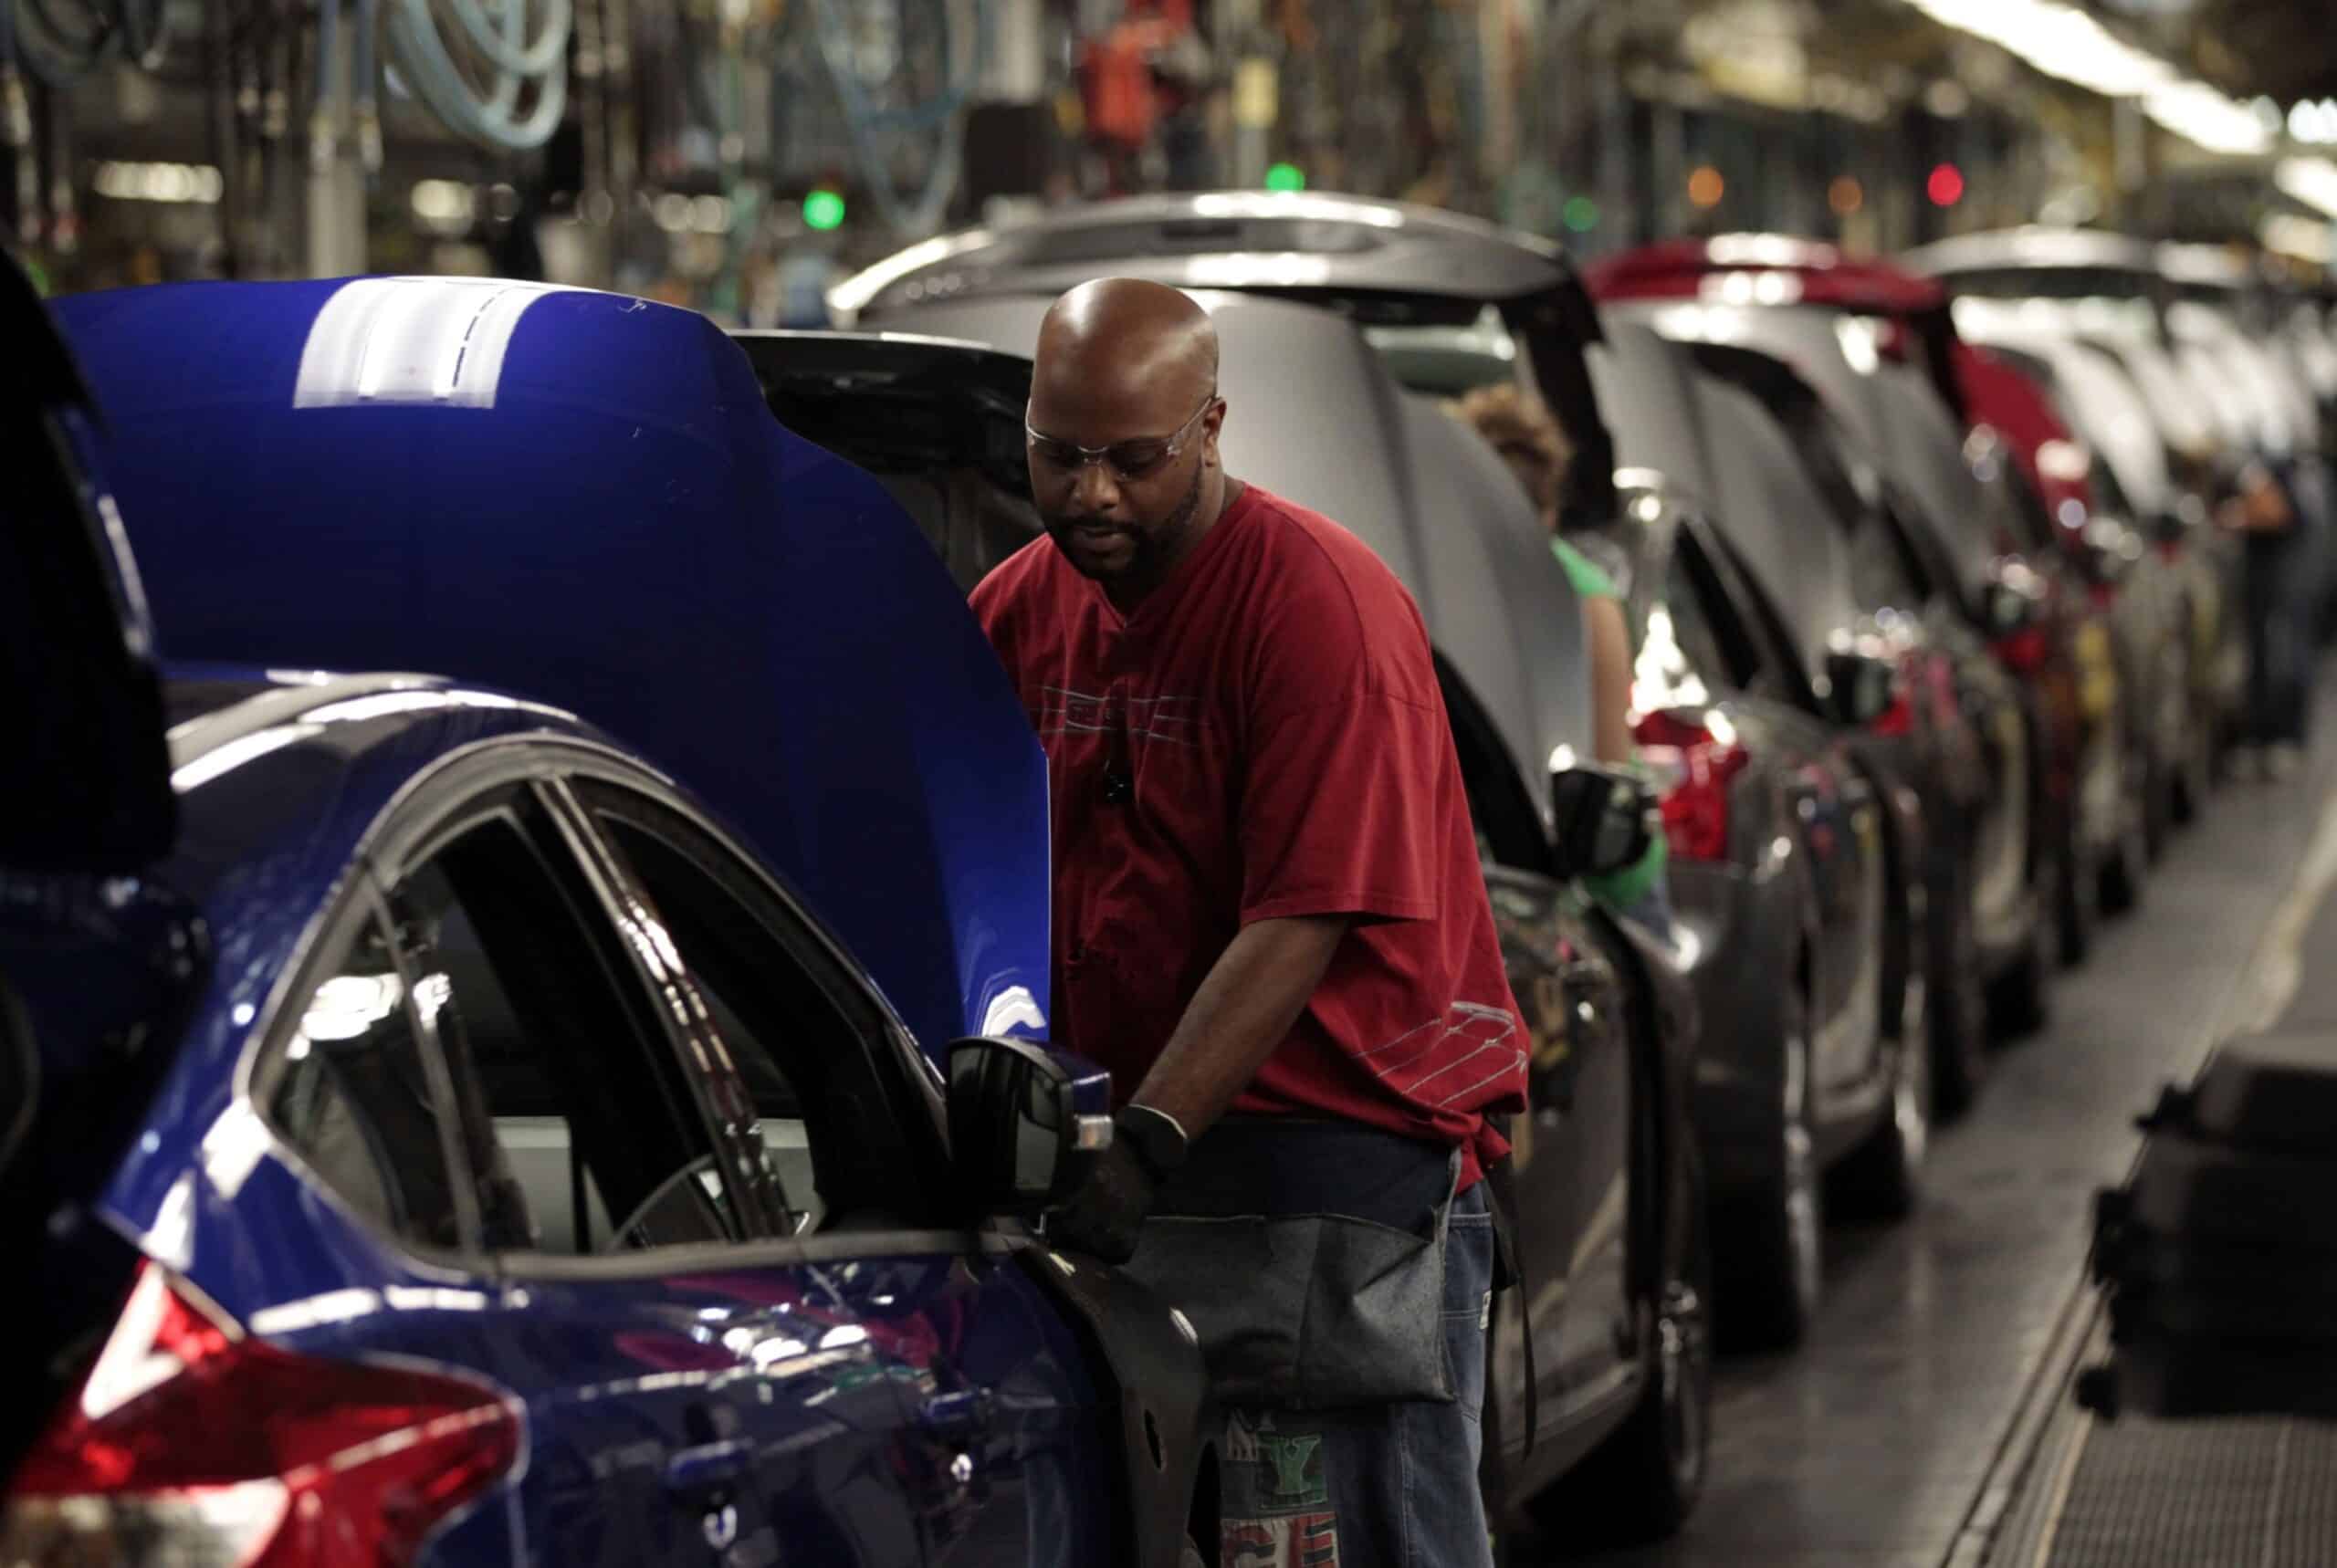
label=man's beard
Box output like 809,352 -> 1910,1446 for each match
1043,459 -> 1209,587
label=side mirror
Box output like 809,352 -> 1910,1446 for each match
1549,765 -> 1658,881
946,1038 -> 1113,1219
1822,649 -> 1899,728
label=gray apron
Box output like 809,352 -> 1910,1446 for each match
1117,1116 -> 1463,1409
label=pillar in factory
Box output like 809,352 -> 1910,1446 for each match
959,0 -> 1053,213
305,10 -> 368,279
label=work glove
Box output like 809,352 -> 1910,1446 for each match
1046,1104 -> 1187,1265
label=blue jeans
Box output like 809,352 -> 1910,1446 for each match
1215,1186 -> 1495,1567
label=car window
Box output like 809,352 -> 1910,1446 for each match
1637,546 -> 1740,709
266,909 -> 466,1251
1848,497 -> 1931,615
2086,449 -> 2140,522
574,779 -> 956,1236
387,803 -> 740,1257
1433,652 -> 1551,878
2000,465 -> 2060,555
1682,528 -> 1808,708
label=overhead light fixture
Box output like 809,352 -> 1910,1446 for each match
93,161 -> 225,204
2276,157 -> 2337,220
1894,0 -> 2269,156
2142,79 -> 2274,156
2261,213 -> 2333,265
2292,99 -> 2337,147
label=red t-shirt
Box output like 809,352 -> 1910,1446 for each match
971,484 -> 1525,1185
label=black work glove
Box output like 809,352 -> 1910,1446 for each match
1046,1104 -> 1187,1265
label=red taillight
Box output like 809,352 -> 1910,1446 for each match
1632,710 -> 1749,861
1870,692 -> 1916,737
5,1264 -> 521,1567
1995,625 -> 2052,674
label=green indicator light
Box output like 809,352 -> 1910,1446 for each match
1263,162 -> 1305,193
1563,195 -> 1598,233
803,189 -> 846,230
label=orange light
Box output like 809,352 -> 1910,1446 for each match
1687,165 -> 1725,209
1927,162 -> 1965,206
1828,175 -> 1864,215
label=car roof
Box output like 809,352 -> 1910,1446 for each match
2157,242 -> 2255,291
866,287 -> 1594,830
830,191 -> 1577,324
1902,226 -> 2160,280
51,280 -> 1053,1057
152,665 -> 602,913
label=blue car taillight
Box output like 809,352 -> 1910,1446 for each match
4,1262 -> 521,1566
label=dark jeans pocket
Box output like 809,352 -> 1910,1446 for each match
1124,1212 -> 1454,1408
1442,1204 -> 1494,1422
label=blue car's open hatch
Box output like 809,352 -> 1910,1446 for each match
52,277 -> 1053,1059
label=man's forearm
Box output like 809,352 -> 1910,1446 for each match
1130,914 -> 1348,1137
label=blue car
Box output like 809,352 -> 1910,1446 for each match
1,261 -> 1212,1567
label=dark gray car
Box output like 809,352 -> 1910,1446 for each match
1608,300 -> 2052,1113
1358,314 -> 1931,1349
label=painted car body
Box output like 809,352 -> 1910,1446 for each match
1364,308 -> 1930,1334
1583,238 -> 2168,936
6,271 -> 1214,1568
1599,300 -> 2047,1095
50,276 -> 1051,1063
1594,333 -> 1923,1205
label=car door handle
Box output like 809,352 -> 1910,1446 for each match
917,1387 -> 994,1439
664,1437 -> 754,1500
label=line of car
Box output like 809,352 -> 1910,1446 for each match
825,199 -> 2337,1547
4,201 -> 2331,1566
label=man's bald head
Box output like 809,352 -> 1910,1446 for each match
1023,278 -> 1235,605
1032,278 -> 1220,429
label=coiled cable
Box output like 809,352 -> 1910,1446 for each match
385,0 -> 570,151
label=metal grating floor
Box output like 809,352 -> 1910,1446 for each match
2030,1416 -> 2337,1568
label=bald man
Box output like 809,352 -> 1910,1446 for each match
971,279 -> 1519,1566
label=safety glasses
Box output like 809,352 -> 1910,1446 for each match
1024,392 -> 1217,481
